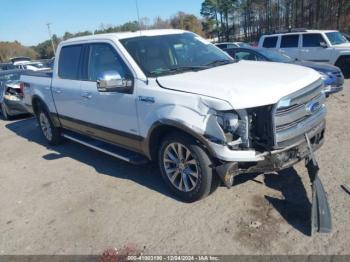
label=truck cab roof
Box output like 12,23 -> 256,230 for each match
62,29 -> 187,45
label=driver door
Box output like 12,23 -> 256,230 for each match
300,33 -> 332,63
77,42 -> 141,151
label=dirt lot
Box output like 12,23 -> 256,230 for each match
0,81 -> 350,255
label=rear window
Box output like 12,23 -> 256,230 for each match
263,37 -> 278,48
302,34 -> 325,47
281,35 -> 299,48
58,45 -> 83,80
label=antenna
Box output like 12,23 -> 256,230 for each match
46,23 -> 56,56
135,0 -> 142,35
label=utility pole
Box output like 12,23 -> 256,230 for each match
46,23 -> 56,56
135,0 -> 142,35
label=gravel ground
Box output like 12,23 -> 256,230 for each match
0,80 -> 349,255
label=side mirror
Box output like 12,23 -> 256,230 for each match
320,42 -> 328,48
97,71 -> 133,93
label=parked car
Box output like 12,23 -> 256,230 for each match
258,30 -> 350,77
10,56 -> 31,64
0,69 -> 30,120
224,47 -> 344,95
0,63 -> 16,71
215,42 -> 251,50
40,58 -> 55,69
21,29 -> 331,231
14,61 -> 50,71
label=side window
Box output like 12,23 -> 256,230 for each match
87,43 -> 130,81
263,37 -> 278,48
303,34 -> 325,47
281,35 -> 299,48
58,45 -> 83,80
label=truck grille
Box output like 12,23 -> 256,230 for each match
273,80 -> 326,148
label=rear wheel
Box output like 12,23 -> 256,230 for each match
158,132 -> 214,202
36,105 -> 62,146
1,103 -> 11,120
335,56 -> 350,78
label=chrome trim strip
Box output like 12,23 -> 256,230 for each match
275,93 -> 326,127
276,106 -> 326,143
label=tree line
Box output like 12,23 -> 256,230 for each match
1,1 -> 349,62
201,0 -> 350,42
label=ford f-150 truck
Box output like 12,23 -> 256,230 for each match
21,30 -> 331,233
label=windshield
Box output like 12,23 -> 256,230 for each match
326,32 -> 348,45
120,33 -> 232,77
258,49 -> 294,63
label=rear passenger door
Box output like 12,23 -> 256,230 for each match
52,44 -> 84,123
300,33 -> 332,63
279,34 -> 300,60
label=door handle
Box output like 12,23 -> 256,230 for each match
82,92 -> 92,99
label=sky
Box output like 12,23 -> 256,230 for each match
0,0 -> 203,46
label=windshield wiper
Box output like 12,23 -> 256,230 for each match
204,59 -> 235,67
149,66 -> 208,76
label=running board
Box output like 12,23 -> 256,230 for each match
62,131 -> 148,165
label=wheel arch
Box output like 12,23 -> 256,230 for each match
144,119 -> 216,161
31,95 -> 61,127
335,54 -> 350,65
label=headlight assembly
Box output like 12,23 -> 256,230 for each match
215,110 -> 249,148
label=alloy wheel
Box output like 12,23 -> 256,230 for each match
163,142 -> 199,192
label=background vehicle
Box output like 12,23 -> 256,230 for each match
14,61 -> 50,71
215,42 -> 251,50
224,47 -> 344,95
258,30 -> 350,78
0,69 -> 30,120
0,63 -> 16,71
10,57 -> 31,64
20,30 -> 331,231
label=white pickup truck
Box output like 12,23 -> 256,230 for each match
21,29 -> 331,232
258,30 -> 350,77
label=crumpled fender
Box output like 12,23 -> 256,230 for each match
140,99 -> 230,159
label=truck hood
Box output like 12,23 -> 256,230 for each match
157,61 -> 321,109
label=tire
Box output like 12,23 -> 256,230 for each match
158,132 -> 214,202
1,103 -> 11,120
335,56 -> 350,78
36,105 -> 62,146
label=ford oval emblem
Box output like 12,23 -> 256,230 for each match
306,102 -> 320,115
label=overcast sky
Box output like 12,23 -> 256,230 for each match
0,0 -> 202,46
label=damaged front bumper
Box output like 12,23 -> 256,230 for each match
213,121 -> 331,234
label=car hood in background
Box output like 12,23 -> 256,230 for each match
294,60 -> 340,73
157,61 -> 321,109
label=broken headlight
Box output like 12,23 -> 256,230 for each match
216,112 -> 240,133
216,111 -> 249,148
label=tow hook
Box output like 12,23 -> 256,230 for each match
305,133 -> 332,234
215,162 -> 239,189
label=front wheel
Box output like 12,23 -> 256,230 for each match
36,106 -> 62,146
158,133 -> 214,202
336,56 -> 350,78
